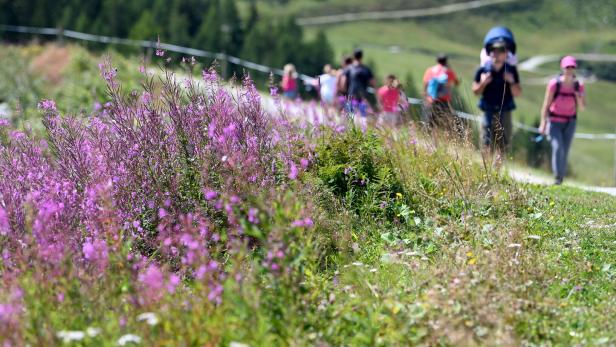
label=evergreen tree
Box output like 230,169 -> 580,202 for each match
151,0 -> 171,34
303,30 -> 334,76
194,3 -> 222,51
74,12 -> 91,34
128,10 -> 158,41
245,0 -> 259,34
220,0 -> 243,56
60,6 -> 74,29
167,7 -> 191,46
272,18 -> 303,69
176,0 -> 211,37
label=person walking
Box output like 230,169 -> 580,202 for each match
282,64 -> 299,100
377,74 -> 402,126
335,56 -> 353,108
539,56 -> 586,185
318,64 -> 338,107
422,53 -> 460,129
472,39 -> 521,156
343,49 -> 375,118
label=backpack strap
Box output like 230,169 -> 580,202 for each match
552,79 -> 579,99
553,79 -> 562,99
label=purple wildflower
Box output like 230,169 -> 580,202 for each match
247,208 -> 259,224
204,190 -> 218,201
167,274 -> 180,294
37,99 -> 57,111
288,162 -> 299,180
0,207 -> 9,236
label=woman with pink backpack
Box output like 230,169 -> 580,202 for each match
539,56 -> 587,185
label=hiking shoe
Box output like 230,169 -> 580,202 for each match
554,177 -> 563,185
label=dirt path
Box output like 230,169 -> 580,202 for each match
296,0 -> 515,26
508,167 -> 616,196
518,53 -> 616,72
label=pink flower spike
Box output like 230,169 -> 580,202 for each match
38,99 -> 57,111
167,274 -> 180,294
300,158 -> 309,169
204,190 -> 218,201
288,162 -> 298,180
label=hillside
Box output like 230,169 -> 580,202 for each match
258,0 -> 616,186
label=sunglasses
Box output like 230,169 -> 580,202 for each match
565,66 -> 577,69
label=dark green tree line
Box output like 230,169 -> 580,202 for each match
0,0 -> 334,80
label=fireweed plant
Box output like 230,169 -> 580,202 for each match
0,54 -> 329,344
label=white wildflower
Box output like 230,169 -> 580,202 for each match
86,327 -> 101,337
230,342 -> 250,347
117,334 -> 141,346
136,312 -> 159,326
57,330 -> 85,343
527,235 -> 541,240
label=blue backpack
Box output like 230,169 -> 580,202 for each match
427,73 -> 449,100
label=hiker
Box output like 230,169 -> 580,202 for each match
377,74 -> 402,126
282,63 -> 299,100
472,39 -> 521,155
422,53 -> 460,129
539,56 -> 586,185
343,49 -> 375,118
336,56 -> 353,106
318,64 -> 337,107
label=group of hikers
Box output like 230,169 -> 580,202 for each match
279,26 -> 586,186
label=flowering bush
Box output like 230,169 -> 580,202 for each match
0,55 -> 320,344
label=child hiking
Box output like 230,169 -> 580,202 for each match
472,39 -> 521,157
377,74 -> 402,127
539,56 -> 586,185
282,64 -> 299,100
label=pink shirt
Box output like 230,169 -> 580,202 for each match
377,86 -> 400,113
548,78 -> 585,121
282,75 -> 297,92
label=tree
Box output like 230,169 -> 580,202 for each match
194,3 -> 222,52
128,10 -> 158,41
245,0 -> 259,34
271,18 -> 304,69
167,6 -> 191,46
220,0 -> 244,56
302,30 -> 334,76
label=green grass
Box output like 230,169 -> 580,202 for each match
5,101 -> 616,344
